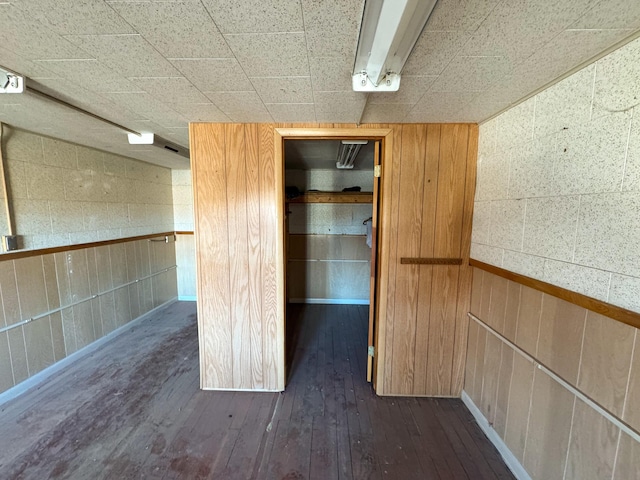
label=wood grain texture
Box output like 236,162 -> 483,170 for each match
400,258 -> 463,265
245,124 -> 264,389
367,141 -> 381,382
392,125 -> 426,394
377,124 -> 476,396
225,124 -> 251,389
192,123 -> 476,395
286,192 -> 373,203
262,124 -> 283,390
471,259 -> 640,330
0,232 -> 176,262
414,124 -> 439,396
190,123 -> 232,388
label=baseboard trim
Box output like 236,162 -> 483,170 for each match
178,295 -> 197,301
461,391 -> 532,480
0,298 -> 178,407
289,298 -> 370,305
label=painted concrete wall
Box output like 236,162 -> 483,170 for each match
471,37 -> 640,313
171,169 -> 196,300
0,128 -> 178,397
2,126 -> 174,250
467,38 -> 640,480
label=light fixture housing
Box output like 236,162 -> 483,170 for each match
0,66 -> 24,94
336,139 -> 368,169
352,0 -> 438,92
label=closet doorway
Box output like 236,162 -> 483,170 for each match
275,128 -> 390,389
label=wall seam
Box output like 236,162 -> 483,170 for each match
619,106 -> 634,192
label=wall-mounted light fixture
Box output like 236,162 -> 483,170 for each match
336,139 -> 368,169
352,0 -> 438,92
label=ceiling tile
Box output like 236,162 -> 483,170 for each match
169,58 -> 254,92
201,0 -> 303,33
0,4 -> 92,60
369,75 -> 437,104
251,76 -> 313,103
203,91 -> 273,122
498,28 -> 634,105
101,92 -> 175,116
429,55 -> 511,92
265,103 -> 316,122
301,0 -> 363,57
408,91 -> 479,116
314,91 -> 366,123
170,103 -> 230,122
224,32 -> 310,77
457,92 -> 512,123
34,59 -> 142,92
12,0 -> 136,35
425,0 -> 500,31
402,31 -> 472,76
308,56 -> 354,92
64,34 -> 181,77
108,1 -> 233,58
571,0 -> 640,29
0,46 -> 61,78
361,104 -> 413,123
29,78 -> 146,123
128,77 -> 210,104
460,0 -> 601,62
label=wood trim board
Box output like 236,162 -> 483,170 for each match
0,231 -> 177,262
470,259 -> 640,330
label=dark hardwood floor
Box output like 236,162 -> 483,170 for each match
0,301 -> 514,479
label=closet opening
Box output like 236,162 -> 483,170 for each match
281,136 -> 382,387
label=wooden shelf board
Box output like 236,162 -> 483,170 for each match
287,191 -> 373,204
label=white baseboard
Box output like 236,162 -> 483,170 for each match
178,295 -> 197,301
0,298 -> 178,407
289,298 -> 370,305
461,391 -> 532,480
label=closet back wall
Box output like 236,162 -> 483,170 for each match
286,169 -> 372,304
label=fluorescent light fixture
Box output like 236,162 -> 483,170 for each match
127,132 -> 154,144
353,0 -> 438,92
337,140 -> 368,169
0,66 -> 24,94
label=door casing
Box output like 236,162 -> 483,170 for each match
274,128 -> 394,391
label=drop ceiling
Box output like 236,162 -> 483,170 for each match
1,0 -> 639,169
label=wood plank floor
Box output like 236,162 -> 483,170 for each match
0,301 -> 514,479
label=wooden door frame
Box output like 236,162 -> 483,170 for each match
274,127 -> 394,392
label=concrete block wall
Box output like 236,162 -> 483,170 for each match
471,37 -> 640,313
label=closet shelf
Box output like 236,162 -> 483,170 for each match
286,191 -> 373,204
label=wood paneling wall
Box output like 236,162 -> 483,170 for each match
378,124 -> 477,396
466,268 -> 640,480
190,124 -> 281,391
190,123 -> 477,395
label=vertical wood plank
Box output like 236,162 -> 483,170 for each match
225,124 -> 251,389
427,124 -> 469,394
451,124 -> 478,395
245,124 -> 264,389
413,124 -> 440,395
259,124 -> 281,390
380,125 -> 403,394
391,125 -> 426,395
190,123 -> 233,388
